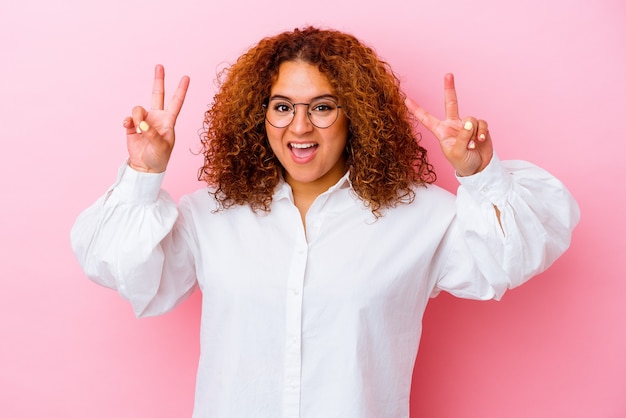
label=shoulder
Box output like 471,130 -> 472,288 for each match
179,187 -> 222,214
415,182 -> 455,200
374,183 -> 457,225
411,183 -> 456,212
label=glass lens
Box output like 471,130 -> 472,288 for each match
265,98 -> 340,128
266,99 -> 294,128
308,99 -> 339,128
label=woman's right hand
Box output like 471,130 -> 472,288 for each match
123,64 -> 190,173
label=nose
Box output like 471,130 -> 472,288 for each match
289,104 -> 313,134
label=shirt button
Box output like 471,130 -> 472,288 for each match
292,288 -> 300,295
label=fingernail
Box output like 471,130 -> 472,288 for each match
464,121 -> 473,131
468,140 -> 476,150
479,133 -> 486,140
139,121 -> 149,132
136,126 -> 142,134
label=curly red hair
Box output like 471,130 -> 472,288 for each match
199,26 -> 436,216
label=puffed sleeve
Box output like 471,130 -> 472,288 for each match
70,163 -> 198,317
434,153 -> 580,300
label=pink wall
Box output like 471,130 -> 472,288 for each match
1,0 -> 623,416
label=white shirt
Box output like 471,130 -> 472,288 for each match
71,154 -> 579,418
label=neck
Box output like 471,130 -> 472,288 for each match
285,160 -> 347,226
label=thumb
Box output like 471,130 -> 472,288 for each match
136,120 -> 150,134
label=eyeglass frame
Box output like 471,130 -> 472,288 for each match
262,97 -> 343,129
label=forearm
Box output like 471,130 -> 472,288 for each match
436,153 -> 580,300
70,163 -> 197,316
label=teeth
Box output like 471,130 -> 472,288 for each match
290,143 -> 316,149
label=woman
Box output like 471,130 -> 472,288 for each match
71,27 -> 579,418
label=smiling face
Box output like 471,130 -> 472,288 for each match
266,60 -> 349,194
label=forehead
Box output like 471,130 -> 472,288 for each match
270,60 -> 334,99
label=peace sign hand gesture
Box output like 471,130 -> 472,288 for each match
406,73 -> 493,177
122,64 -> 190,173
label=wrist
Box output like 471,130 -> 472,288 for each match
127,161 -> 165,174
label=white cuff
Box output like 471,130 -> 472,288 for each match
107,161 -> 166,204
456,153 -> 513,206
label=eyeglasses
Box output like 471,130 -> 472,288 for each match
263,97 -> 342,129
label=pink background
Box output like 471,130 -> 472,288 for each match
1,0 -> 624,416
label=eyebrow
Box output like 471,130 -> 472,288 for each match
268,93 -> 338,102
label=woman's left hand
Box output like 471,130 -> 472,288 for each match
406,73 -> 493,176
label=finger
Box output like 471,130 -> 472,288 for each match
151,64 -> 165,110
477,119 -> 489,142
165,75 -> 191,120
405,97 -> 441,135
131,106 -> 148,133
444,73 -> 460,121
123,116 -> 136,135
462,117 -> 478,150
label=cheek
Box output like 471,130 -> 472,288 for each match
265,125 -> 283,155
329,121 -> 349,151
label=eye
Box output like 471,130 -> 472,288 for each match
310,100 -> 337,113
271,101 -> 293,113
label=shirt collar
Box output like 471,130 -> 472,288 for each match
274,170 -> 352,202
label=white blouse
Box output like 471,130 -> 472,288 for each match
71,153 -> 579,418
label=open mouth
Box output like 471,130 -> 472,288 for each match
289,142 -> 318,159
